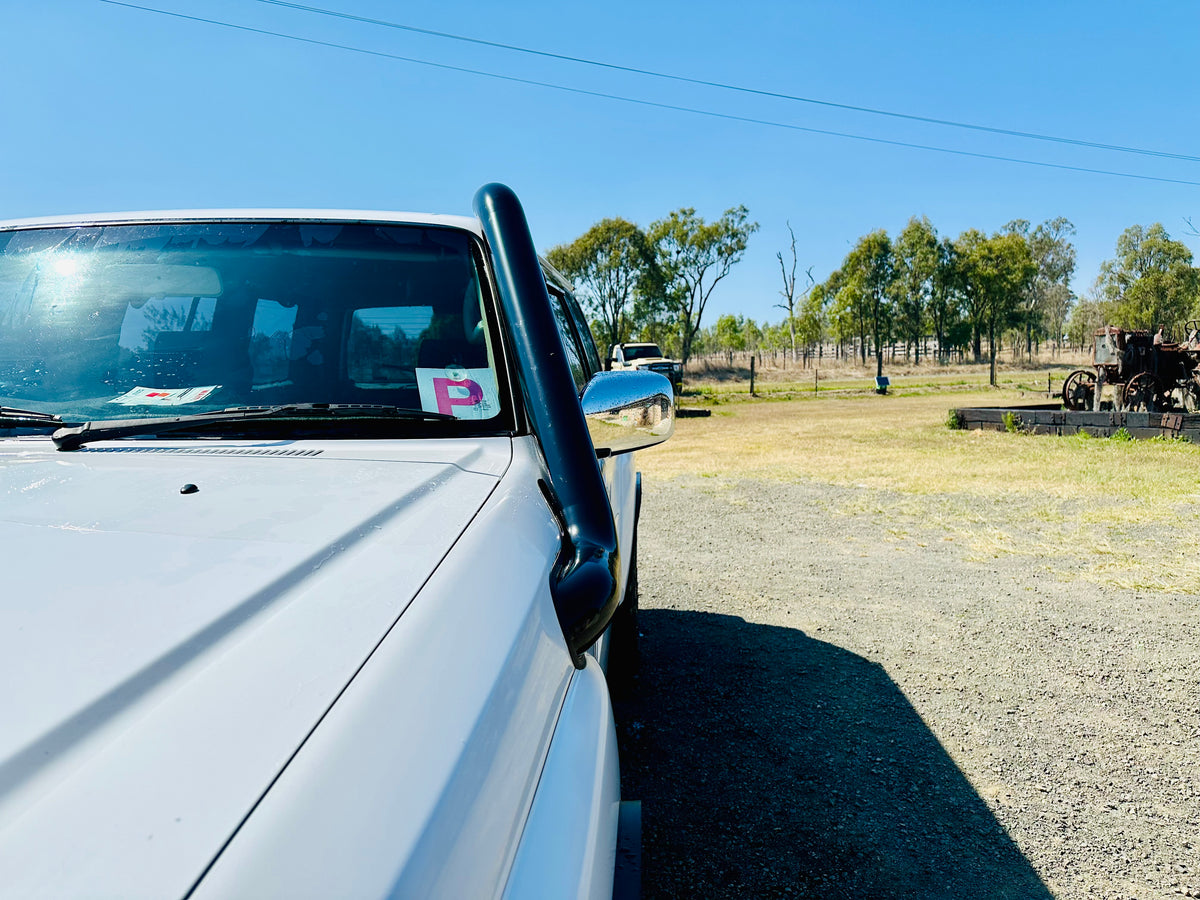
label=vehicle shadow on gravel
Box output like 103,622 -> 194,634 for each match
613,609 -> 1052,900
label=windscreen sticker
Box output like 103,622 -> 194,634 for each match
416,367 -> 499,420
109,386 -> 221,406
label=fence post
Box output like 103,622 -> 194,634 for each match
815,367 -> 819,393
750,356 -> 756,396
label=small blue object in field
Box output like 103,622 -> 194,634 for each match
875,376 -> 890,395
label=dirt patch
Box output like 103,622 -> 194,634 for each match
617,475 -> 1200,899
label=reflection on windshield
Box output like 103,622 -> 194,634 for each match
0,222 -> 507,430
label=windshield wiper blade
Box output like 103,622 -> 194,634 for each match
52,403 -> 457,451
0,407 -> 65,427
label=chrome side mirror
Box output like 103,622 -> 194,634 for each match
581,370 -> 675,457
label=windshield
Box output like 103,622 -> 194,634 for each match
0,221 -> 511,433
623,344 -> 664,361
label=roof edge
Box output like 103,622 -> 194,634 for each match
0,209 -> 482,235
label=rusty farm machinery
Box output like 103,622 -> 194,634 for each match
1061,325 -> 1200,413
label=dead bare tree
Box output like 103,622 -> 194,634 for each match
776,222 -> 799,363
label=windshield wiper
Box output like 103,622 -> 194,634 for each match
52,404 -> 457,451
0,407 -> 65,428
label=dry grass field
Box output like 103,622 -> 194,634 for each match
641,387 -> 1200,594
684,350 -> 1093,401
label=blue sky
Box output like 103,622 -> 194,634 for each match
4,0 -> 1199,327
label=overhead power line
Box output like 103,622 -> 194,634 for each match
248,0 -> 1200,165
98,1 -> 1200,187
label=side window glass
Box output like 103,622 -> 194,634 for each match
564,290 -> 602,375
546,286 -> 587,394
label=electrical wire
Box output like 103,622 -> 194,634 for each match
97,0 -> 1200,187
247,0 -> 1200,165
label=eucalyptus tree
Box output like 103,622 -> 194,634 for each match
713,313 -> 747,356
1000,219 -> 1036,357
1030,218 -> 1077,353
545,217 -> 657,352
1043,282 -> 1075,355
893,216 -> 938,364
1005,217 -> 1077,357
953,229 -> 988,362
1066,291 -> 1106,351
760,321 -> 790,355
648,205 -> 758,366
826,267 -> 867,364
744,318 -> 764,353
1097,223 -> 1198,332
842,230 -> 895,378
929,237 -> 963,363
823,268 -> 857,361
629,288 -> 675,355
797,279 -> 828,364
961,232 -> 1036,385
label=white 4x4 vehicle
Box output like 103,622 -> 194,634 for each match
0,184 -> 673,898
608,343 -> 682,393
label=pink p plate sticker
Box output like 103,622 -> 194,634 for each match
109,386 -> 220,406
415,368 -> 499,420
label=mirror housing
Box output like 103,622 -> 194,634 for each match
582,370 -> 675,457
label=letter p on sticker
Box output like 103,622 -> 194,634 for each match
432,377 -> 484,416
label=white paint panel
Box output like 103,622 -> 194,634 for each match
502,659 -> 621,900
192,440 -> 575,900
0,438 -> 509,898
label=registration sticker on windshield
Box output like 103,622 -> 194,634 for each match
109,386 -> 221,406
416,367 -> 499,420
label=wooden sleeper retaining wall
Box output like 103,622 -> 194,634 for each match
953,405 -> 1199,441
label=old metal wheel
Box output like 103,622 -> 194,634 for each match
1124,372 -> 1161,411
1061,369 -> 1096,411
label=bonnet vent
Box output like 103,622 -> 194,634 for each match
77,447 -> 324,457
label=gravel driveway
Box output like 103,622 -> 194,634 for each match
616,475 -> 1199,900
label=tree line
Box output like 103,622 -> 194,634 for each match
546,207 -> 758,367
803,217 -> 1067,386
1066,224 -> 1198,350
549,210 -> 1199,383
